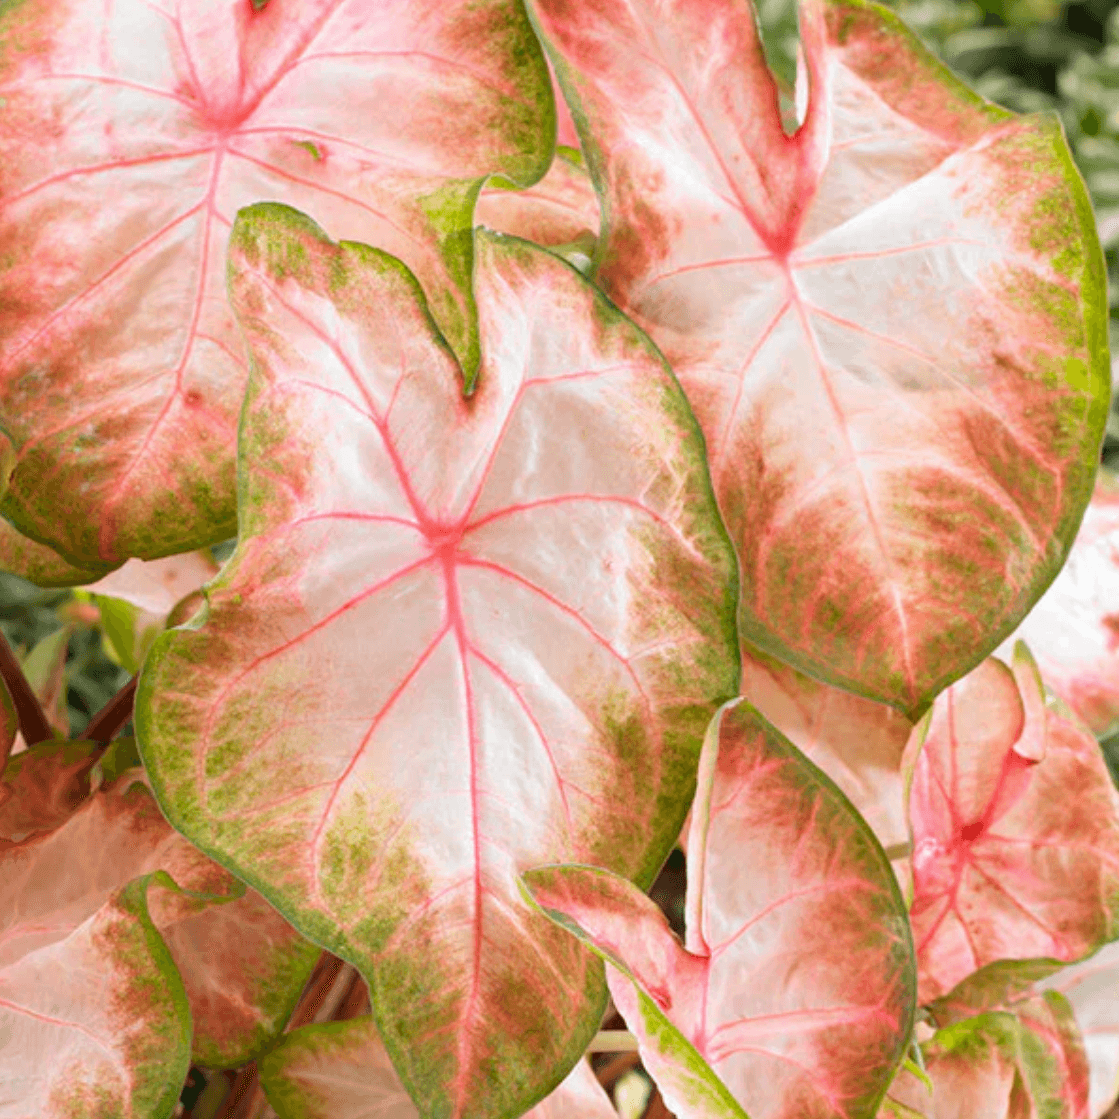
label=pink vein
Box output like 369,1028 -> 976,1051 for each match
967,859 -> 1067,947
12,71 -> 195,109
234,124 -> 417,169
706,1002 -> 886,1058
789,292 -> 916,698
464,493 -> 675,537
469,645 -> 573,835
790,238 -> 985,269
457,556 -> 650,706
0,995 -> 116,1055
638,253 -> 777,297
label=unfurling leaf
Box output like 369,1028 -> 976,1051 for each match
136,207 -> 739,1119
908,649 -> 1119,1002
0,0 -> 552,565
259,1017 -> 618,1119
528,0 -> 1109,715
997,468 -> 1119,739
525,698 -> 915,1119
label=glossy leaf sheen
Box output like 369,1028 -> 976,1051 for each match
529,0 -> 1110,713
259,1019 -> 617,1119
909,650 -> 1119,1002
526,698 -> 915,1119
0,0 -> 551,564
137,207 -> 739,1119
997,468 -> 1119,738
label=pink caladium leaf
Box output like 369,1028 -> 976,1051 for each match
908,645 -> 1119,1003
528,0 -> 1110,715
740,643 -> 913,850
1039,941 -> 1119,1117
260,1018 -> 617,1119
0,0 -> 552,566
1,768 -> 317,1076
0,516 -> 113,590
0,739 -> 101,842
880,994 -> 1089,1119
136,205 -> 739,1119
524,697 -> 916,1119
997,468 -> 1119,738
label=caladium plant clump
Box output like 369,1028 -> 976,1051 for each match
0,0 -> 1116,1116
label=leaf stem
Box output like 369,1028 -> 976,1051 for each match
83,676 -> 137,744
0,629 -> 54,746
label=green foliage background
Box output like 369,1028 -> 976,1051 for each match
2,0 -> 1117,737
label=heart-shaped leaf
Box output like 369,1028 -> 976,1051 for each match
525,697 -> 916,1119
740,643 -> 913,850
136,205 -> 739,1119
880,995 -> 1089,1119
528,0 -> 1109,714
997,468 -> 1119,738
260,1019 -> 618,1119
0,0 -> 552,565
1039,941 -> 1119,1117
908,646 -> 1119,1002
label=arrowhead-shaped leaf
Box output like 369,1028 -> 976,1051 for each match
909,647 -> 1119,1002
528,0 -> 1110,714
260,1018 -> 617,1119
740,643 -> 913,850
997,468 -> 1119,738
525,697 -> 916,1119
0,0 -> 552,565
1039,941 -> 1119,1117
881,998 -> 1088,1119
136,206 -> 739,1119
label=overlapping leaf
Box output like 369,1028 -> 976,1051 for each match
260,1020 -> 618,1119
908,646 -> 1119,1002
0,762 -> 317,1088
1040,941 -> 1119,1117
0,675 -> 16,772
136,206 -> 739,1119
529,0 -> 1109,714
880,995 -> 1088,1119
525,698 -> 915,1119
740,643 -> 913,850
0,0 -> 552,565
997,468 -> 1119,738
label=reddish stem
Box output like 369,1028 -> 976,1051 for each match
83,676 -> 137,744
0,630 -> 54,746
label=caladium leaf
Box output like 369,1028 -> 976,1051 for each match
260,1019 -> 617,1119
0,0 -> 552,566
524,697 -> 916,1119
908,646 -> 1119,1003
997,468 -> 1119,739
1,768 -> 316,1077
740,643 -> 913,850
1039,941 -> 1119,1117
0,518 -> 113,589
136,206 -> 739,1119
0,870 -> 191,1119
880,997 -> 1088,1119
0,674 -> 16,772
477,150 -> 600,256
0,739 -> 101,842
528,0 -> 1110,715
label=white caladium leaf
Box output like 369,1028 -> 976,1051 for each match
528,0 -> 1110,715
0,0 -> 552,566
909,646 -> 1119,1002
740,643 -> 913,850
997,468 -> 1119,738
1,770 -> 316,1076
136,206 -> 739,1119
260,1018 -> 617,1119
0,870 -> 191,1119
880,998 -> 1088,1119
477,151 -> 600,254
1040,941 -> 1119,1118
525,697 -> 916,1119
